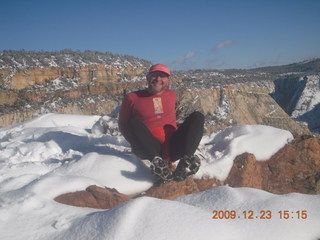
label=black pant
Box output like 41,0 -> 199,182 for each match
126,111 -> 204,162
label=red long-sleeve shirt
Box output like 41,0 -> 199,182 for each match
118,89 -> 177,160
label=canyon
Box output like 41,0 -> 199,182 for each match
1,51 -> 319,137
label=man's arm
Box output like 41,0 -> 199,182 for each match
118,95 -> 133,142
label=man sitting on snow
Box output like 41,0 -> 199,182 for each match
118,64 -> 204,184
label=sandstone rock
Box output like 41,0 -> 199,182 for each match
176,83 -> 311,136
194,135 -> 320,195
54,179 -> 218,209
222,86 -> 310,135
10,67 -> 62,90
226,136 -> 320,194
226,153 -> 265,189
54,185 -> 132,209
264,136 -> 320,194
54,190 -> 100,209
0,63 -> 149,127
55,99 -> 118,116
193,178 -> 221,192
0,98 -> 118,127
0,90 -> 18,105
86,185 -> 132,209
0,109 -> 39,127
1,64 -> 146,90
0,68 -> 13,88
140,177 -> 200,200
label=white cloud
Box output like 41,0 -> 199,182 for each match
213,40 -> 236,52
173,51 -> 196,64
170,51 -> 197,70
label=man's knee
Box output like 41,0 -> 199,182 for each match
190,111 -> 205,124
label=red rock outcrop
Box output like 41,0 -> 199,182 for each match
54,185 -> 132,209
226,135 -> 320,194
54,190 -> 101,209
141,177 -> 200,199
265,135 -> 320,194
226,153 -> 265,189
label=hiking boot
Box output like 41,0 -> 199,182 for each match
173,155 -> 201,182
150,156 -> 173,182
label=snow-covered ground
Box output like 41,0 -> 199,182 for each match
292,75 -> 320,133
292,75 -> 320,118
0,113 -> 319,240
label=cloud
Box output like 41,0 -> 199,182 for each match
170,51 -> 197,70
173,51 -> 196,64
213,40 -> 236,52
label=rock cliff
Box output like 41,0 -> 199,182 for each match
0,51 -> 318,137
0,64 -> 312,136
0,51 -> 150,126
0,64 -> 147,90
176,81 -> 310,135
271,74 -> 320,133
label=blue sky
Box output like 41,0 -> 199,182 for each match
1,0 -> 319,70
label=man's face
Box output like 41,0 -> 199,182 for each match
147,71 -> 170,95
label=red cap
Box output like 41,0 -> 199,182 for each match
148,64 -> 171,76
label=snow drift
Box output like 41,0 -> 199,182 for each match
0,113 -> 319,240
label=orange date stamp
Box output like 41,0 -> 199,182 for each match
212,210 -> 308,220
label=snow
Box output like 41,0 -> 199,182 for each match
196,125 -> 294,180
292,75 -> 320,118
0,113 -> 319,240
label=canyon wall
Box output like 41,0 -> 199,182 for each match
0,63 -> 311,136
176,82 -> 310,135
0,51 -> 317,137
0,64 -> 146,90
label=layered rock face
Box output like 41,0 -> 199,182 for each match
0,50 -> 153,126
176,82 -> 310,135
0,64 -> 146,90
0,63 -> 311,137
0,51 -> 316,136
0,63 -> 148,126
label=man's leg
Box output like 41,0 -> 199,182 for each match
169,111 -> 204,181
126,116 -> 172,182
127,116 -> 161,160
169,111 -> 204,161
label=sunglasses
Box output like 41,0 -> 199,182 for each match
148,72 -> 170,79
